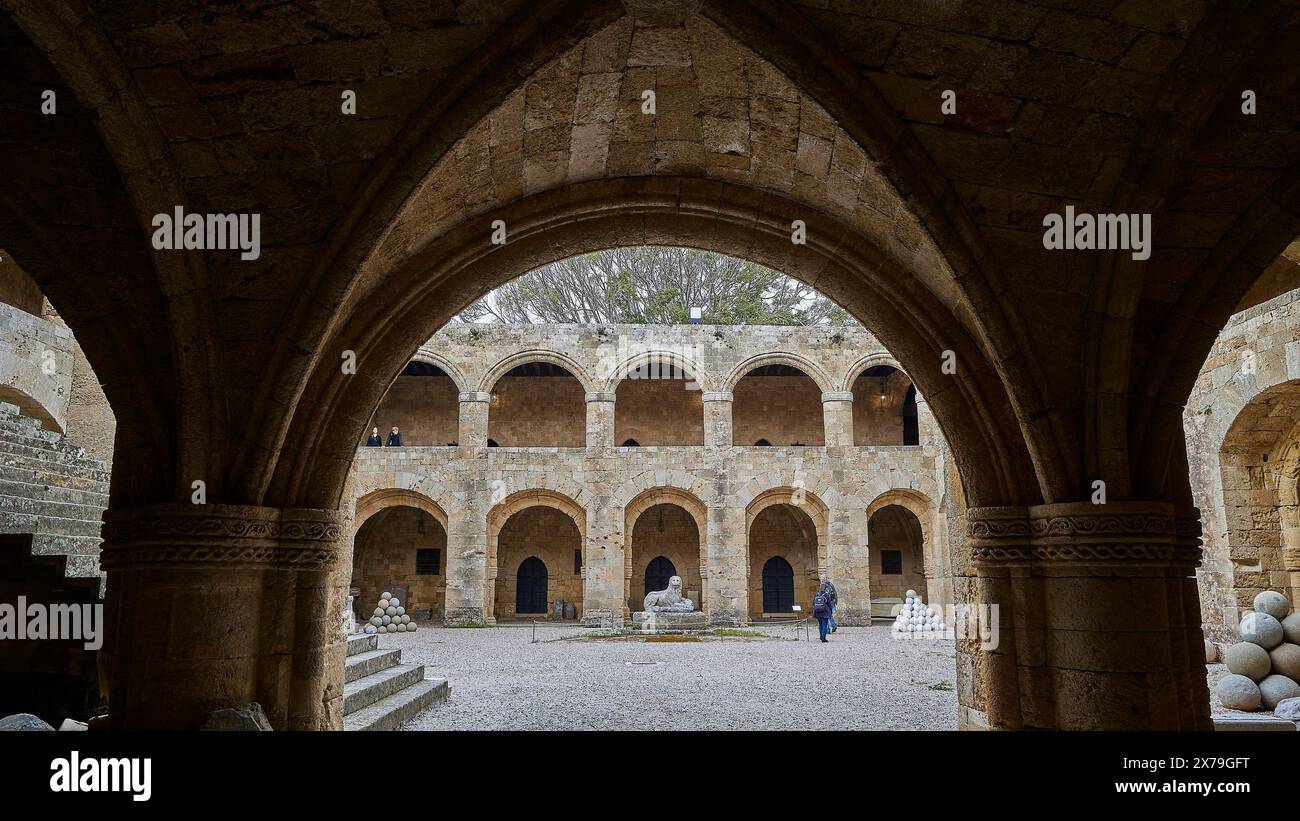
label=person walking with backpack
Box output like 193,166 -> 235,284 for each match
820,576 -> 839,633
812,585 -> 833,642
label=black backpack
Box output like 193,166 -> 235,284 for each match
812,592 -> 829,612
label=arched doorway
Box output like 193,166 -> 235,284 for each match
351,503 -> 449,622
486,361 -> 587,447
761,556 -> 795,613
867,504 -> 927,605
515,557 -> 549,615
731,364 -> 825,446
851,364 -> 918,446
613,356 -> 704,446
368,360 -> 461,446
747,500 -> 822,619
644,556 -> 677,599
623,490 -> 707,618
491,503 -> 583,621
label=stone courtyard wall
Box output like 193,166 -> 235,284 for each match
0,298 -> 72,433
1185,287 -> 1300,643
348,323 -> 953,626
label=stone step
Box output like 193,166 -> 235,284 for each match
0,452 -> 111,484
342,677 -> 449,731
344,648 -> 402,683
0,492 -> 105,523
0,417 -> 67,447
0,438 -> 106,473
29,533 -> 102,557
0,462 -> 110,493
0,403 -> 44,428
0,510 -> 102,538
0,476 -> 109,507
343,663 -> 426,715
346,633 -> 377,657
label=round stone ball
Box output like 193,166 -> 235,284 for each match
1204,640 -> 1217,663
379,598 -> 390,609
381,591 -> 391,600
385,606 -> 397,616
373,607 -> 384,617
1258,674 -> 1300,710
906,589 -> 917,599
390,597 -> 401,607
1253,591 -> 1292,621
407,624 -> 417,633
1283,613 -> 1300,645
1268,643 -> 1300,682
396,623 -> 407,632
396,606 -> 406,616
364,624 -> 377,634
387,624 -> 399,633
370,615 -> 382,627
381,615 -> 391,626
1225,642 -> 1271,681
938,622 -> 947,631
1240,612 -> 1284,649
401,614 -> 410,624
1215,674 -> 1262,711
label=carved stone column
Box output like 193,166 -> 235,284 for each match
585,391 -> 616,448
458,391 -> 490,448
702,391 -> 732,447
99,503 -> 347,730
821,391 -> 854,447
967,502 -> 1212,730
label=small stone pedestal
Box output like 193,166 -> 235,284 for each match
633,611 -> 708,634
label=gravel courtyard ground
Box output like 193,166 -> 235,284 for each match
383,622 -> 958,730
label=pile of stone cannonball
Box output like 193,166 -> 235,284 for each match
891,589 -> 946,636
1214,591 -> 1300,712
364,591 -> 416,635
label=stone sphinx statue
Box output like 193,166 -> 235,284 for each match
643,575 -> 695,612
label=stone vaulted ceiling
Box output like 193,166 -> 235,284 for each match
0,0 -> 1297,512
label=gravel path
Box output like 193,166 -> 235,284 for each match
383,623 -> 958,730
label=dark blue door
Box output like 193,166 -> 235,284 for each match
644,556 -> 677,598
762,556 -> 794,612
516,556 -> 548,614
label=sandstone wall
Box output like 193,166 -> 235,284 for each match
1184,287 -> 1300,642
0,299 -> 72,433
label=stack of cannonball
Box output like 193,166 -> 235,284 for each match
891,589 -> 946,636
1215,591 -> 1300,712
364,591 -> 416,635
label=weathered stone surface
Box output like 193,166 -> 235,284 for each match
1258,674 -> 1300,711
1240,612 -> 1285,649
633,610 -> 708,633
0,713 -> 54,731
1254,591 -> 1292,621
1274,697 -> 1300,721
200,703 -> 273,731
1268,643 -> 1300,682
1215,674 -> 1262,712
1225,642 -> 1271,682
1283,613 -> 1300,645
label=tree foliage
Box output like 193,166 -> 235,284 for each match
456,247 -> 853,326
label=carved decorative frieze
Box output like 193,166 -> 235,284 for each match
100,504 -> 343,571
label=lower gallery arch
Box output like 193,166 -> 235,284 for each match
1218,380 -> 1300,609
745,488 -> 828,619
486,490 -> 586,622
351,502 -> 449,627
864,489 -> 940,614
623,488 -> 707,618
866,504 -> 927,610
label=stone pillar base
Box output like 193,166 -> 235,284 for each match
100,503 -> 346,730
443,606 -> 487,627
832,608 -> 871,626
706,606 -> 744,627
582,608 -> 618,627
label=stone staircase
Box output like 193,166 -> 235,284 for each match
0,402 -> 108,595
342,633 -> 449,730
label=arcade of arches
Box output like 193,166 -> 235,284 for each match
2,1 -> 1300,732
